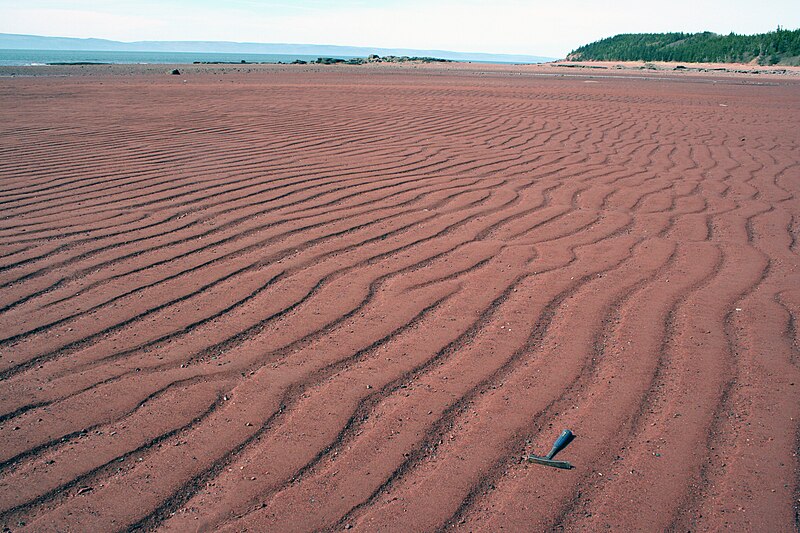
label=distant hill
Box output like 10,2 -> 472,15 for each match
568,28 -> 800,65
0,33 -> 553,64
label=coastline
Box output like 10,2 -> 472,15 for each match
3,59 -> 800,82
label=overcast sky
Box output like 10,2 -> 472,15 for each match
1,0 -> 798,57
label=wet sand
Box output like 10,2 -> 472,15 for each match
1,64 -> 799,531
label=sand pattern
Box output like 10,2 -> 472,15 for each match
0,67 -> 798,531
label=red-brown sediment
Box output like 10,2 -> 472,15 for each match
0,64 -> 798,532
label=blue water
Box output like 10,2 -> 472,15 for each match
0,49 -> 354,66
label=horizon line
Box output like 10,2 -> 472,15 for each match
0,32 -> 558,60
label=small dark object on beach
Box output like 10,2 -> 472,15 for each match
171,69 -> 181,75
526,429 -> 575,469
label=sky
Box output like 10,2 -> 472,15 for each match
1,0 -> 799,58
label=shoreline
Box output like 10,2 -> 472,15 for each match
3,60 -> 800,81
552,59 -> 800,75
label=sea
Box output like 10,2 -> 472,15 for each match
0,49 -> 354,66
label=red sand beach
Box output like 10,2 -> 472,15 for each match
0,63 -> 799,531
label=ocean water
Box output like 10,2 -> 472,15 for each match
0,49 -> 352,66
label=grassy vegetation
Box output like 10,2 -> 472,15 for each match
568,27 -> 800,65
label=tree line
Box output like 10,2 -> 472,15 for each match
568,27 -> 800,65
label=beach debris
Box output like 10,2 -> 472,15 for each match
171,69 -> 181,75
526,429 -> 575,469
